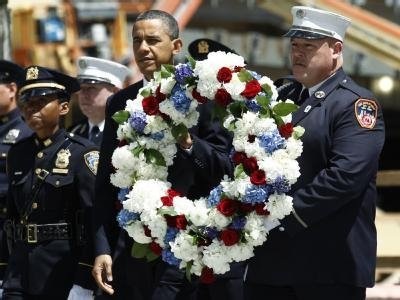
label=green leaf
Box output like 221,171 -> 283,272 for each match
228,101 -> 245,119
234,164 -> 245,178
171,123 -> 188,143
212,105 -> 229,122
146,250 -> 160,262
144,149 -> 166,166
259,107 -> 271,118
160,64 -> 175,79
274,115 -> 284,127
187,55 -> 196,69
185,261 -> 193,282
140,88 -> 151,97
163,64 -> 175,73
256,95 -> 270,109
261,83 -> 273,98
131,242 -> 149,259
158,207 -> 177,216
237,69 -> 253,82
272,102 -> 298,117
112,110 -> 130,125
132,145 -> 144,157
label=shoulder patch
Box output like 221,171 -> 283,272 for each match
84,150 -> 99,175
354,98 -> 377,129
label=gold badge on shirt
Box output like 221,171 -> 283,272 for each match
53,149 -> 71,174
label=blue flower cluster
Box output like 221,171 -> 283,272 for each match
174,64 -> 194,85
162,249 -> 181,267
245,100 -> 262,112
207,185 -> 223,207
164,227 -> 179,245
150,132 -> 164,141
116,209 -> 139,227
118,188 -> 130,202
243,185 -> 269,204
270,176 -> 290,194
230,216 -> 246,230
202,226 -> 219,239
129,111 -> 147,133
170,85 -> 191,113
258,130 -> 285,154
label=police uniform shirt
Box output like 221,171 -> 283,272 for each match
3,129 -> 99,295
69,119 -> 104,146
0,108 -> 32,278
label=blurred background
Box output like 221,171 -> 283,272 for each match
1,0 -> 399,297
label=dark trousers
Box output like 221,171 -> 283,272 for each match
244,282 -> 366,300
3,290 -> 66,300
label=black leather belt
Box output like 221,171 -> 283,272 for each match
13,222 -> 72,243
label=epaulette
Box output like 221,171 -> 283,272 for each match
66,132 -> 93,147
339,76 -> 374,99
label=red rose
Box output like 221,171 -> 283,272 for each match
161,189 -> 181,206
241,80 -> 261,99
215,88 -> 232,107
118,139 -> 128,147
233,66 -> 243,72
239,202 -> 255,213
143,225 -> 152,237
166,215 -> 187,230
250,169 -> 266,185
243,157 -> 258,174
192,88 -> 208,104
167,189 -> 181,198
217,67 -> 232,83
149,241 -> 162,255
232,151 -> 247,165
248,135 -> 256,143
255,203 -> 270,215
217,198 -> 239,217
155,85 -> 166,102
220,229 -> 240,246
142,96 -> 159,115
197,237 -> 212,247
279,123 -> 294,139
200,267 -> 215,284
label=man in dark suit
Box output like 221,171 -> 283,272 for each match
0,60 -> 32,294
69,56 -> 131,146
244,6 -> 385,300
92,10 -> 233,299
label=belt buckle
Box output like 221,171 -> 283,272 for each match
37,169 -> 49,180
27,224 -> 38,243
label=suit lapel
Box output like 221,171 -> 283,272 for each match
292,69 -> 347,125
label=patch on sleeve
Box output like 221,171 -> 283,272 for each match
84,150 -> 99,175
354,99 -> 377,129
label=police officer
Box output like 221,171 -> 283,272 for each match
188,38 -> 245,300
244,6 -> 385,300
0,60 -> 32,290
2,66 -> 99,299
69,57 -> 131,146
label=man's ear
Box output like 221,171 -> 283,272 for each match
172,38 -> 183,55
59,101 -> 70,116
332,41 -> 343,58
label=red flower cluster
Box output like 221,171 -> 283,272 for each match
217,198 -> 240,217
215,88 -> 232,107
192,88 -> 208,104
149,241 -> 162,255
217,67 -> 232,83
142,96 -> 160,116
220,228 -> 240,246
278,123 -> 294,139
241,79 -> 261,99
161,189 -> 181,206
250,169 -> 266,185
166,215 -> 188,230
200,267 -> 215,284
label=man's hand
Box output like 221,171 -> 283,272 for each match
92,254 -> 114,295
179,133 -> 193,150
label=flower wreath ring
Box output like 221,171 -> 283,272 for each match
111,52 -> 304,283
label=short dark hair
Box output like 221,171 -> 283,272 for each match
135,10 -> 179,40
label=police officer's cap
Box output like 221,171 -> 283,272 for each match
18,66 -> 80,103
188,38 -> 239,61
284,6 -> 351,42
77,56 -> 131,89
0,60 -> 24,86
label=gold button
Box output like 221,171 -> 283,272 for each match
32,202 -> 38,209
35,168 -> 41,175
37,152 -> 43,158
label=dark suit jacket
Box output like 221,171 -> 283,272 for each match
246,68 -> 385,287
93,80 -> 235,292
69,118 -> 103,146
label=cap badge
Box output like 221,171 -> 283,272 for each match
26,67 -> 39,80
198,40 -> 209,54
296,9 -> 306,19
55,149 -> 71,169
354,98 -> 377,129
79,59 -> 87,69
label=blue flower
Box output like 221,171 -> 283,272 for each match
245,100 -> 261,112
243,185 -> 269,204
202,226 -> 219,239
170,85 -> 191,113
129,111 -> 147,133
270,176 -> 290,194
117,188 -> 130,202
150,132 -> 164,141
258,130 -> 285,154
164,227 -> 179,244
230,216 -> 246,230
116,209 -> 139,227
162,249 -> 181,267
175,64 -> 194,85
207,185 -> 222,208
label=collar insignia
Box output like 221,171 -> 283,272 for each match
354,98 -> 377,129
55,149 -> 71,169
